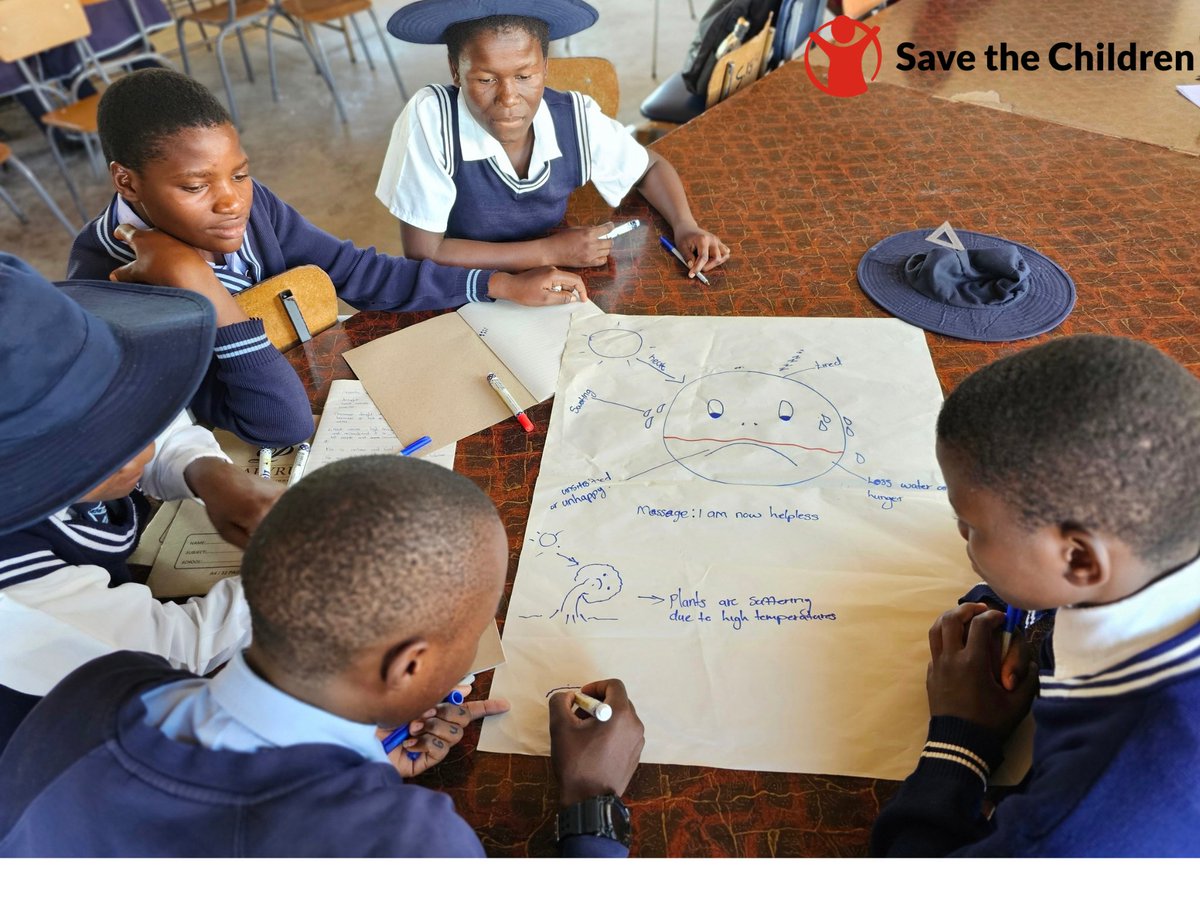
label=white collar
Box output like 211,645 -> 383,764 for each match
113,195 -> 248,277
1051,553 -> 1200,680
208,652 -> 388,763
456,88 -> 561,182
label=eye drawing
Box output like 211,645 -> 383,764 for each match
778,400 -> 794,422
707,398 -> 724,419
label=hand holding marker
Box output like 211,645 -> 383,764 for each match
600,219 -> 641,240
381,688 -> 466,759
659,235 -> 711,285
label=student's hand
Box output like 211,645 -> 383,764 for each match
183,457 -> 283,549
110,224 -> 247,326
380,683 -> 511,778
488,268 -> 591,306
673,223 -> 731,277
926,602 -> 1038,738
549,679 -> 645,808
544,224 -> 614,268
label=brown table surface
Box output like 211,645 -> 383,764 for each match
867,0 -> 1200,155
284,62 -> 1200,856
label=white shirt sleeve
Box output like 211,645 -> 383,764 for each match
0,569 -> 251,696
580,92 -> 651,207
376,87 -> 460,233
140,411 -> 230,502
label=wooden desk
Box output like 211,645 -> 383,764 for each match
868,0 -> 1200,155
285,63 -> 1200,856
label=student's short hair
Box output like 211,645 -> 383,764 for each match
938,335 -> 1200,564
97,68 -> 231,170
444,15 -> 550,63
242,456 -> 502,679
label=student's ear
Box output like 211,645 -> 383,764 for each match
448,54 -> 461,86
381,638 -> 430,692
1061,526 -> 1109,589
110,162 -> 139,202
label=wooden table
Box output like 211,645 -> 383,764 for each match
285,61 -> 1200,856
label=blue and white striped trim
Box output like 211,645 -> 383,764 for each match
569,91 -> 592,188
96,200 -> 136,263
429,83 -> 456,177
48,516 -> 138,554
239,231 -> 262,283
214,268 -> 256,293
215,332 -> 273,360
920,740 -> 991,788
465,268 -> 487,303
485,157 -> 552,195
1041,631 -> 1200,699
0,549 -> 68,589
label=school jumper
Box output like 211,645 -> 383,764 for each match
376,85 -> 649,241
0,651 -> 627,858
68,184 -> 500,446
872,555 -> 1200,856
0,414 -> 250,750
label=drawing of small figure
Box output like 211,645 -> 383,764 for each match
551,564 -> 623,623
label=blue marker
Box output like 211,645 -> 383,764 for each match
1000,603 -> 1022,660
658,235 -> 711,286
380,689 -> 466,760
399,435 -> 432,457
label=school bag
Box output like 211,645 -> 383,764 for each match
681,0 -> 782,95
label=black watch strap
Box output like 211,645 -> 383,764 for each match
555,794 -> 631,847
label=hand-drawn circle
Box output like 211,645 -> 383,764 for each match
662,371 -> 847,486
588,328 -> 643,359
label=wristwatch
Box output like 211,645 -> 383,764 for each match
555,794 -> 632,847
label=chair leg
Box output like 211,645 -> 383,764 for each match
688,0 -> 697,19
652,0 -> 660,80
8,152 -> 79,236
0,182 -> 29,225
266,10 -> 282,102
297,16 -> 349,123
350,14 -> 374,71
45,131 -> 88,221
341,18 -> 357,64
176,18 -> 194,75
214,27 -> 243,129
235,27 -> 256,83
369,7 -> 407,100
82,134 -> 103,178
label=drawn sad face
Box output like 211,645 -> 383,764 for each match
662,371 -> 846,485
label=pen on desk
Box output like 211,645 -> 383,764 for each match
399,435 -> 432,457
572,691 -> 612,722
1000,602 -> 1022,661
257,447 -> 273,479
600,219 -> 641,240
381,689 -> 467,759
487,372 -> 534,433
659,235 -> 711,286
286,442 -> 311,487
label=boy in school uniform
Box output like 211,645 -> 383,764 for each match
0,254 -> 279,749
377,0 -> 731,277
872,335 -> 1200,856
0,455 -> 646,857
69,68 -> 591,448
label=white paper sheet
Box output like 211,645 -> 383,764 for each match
456,299 -> 602,402
480,313 -> 1001,781
1177,84 -> 1200,110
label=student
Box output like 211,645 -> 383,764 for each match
69,68 -> 590,447
377,1 -> 731,277
872,335 -> 1200,856
0,254 -> 279,749
0,455 -> 645,857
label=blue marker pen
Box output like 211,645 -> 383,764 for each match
380,689 -> 466,760
659,235 -> 712,286
1000,603 -> 1022,660
399,435 -> 432,457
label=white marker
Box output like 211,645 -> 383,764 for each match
257,447 -> 273,480
600,219 -> 641,240
286,442 -> 311,487
459,673 -> 476,686
573,691 -> 612,722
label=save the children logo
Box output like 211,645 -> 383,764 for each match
804,14 -> 883,97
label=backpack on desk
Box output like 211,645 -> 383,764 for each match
682,0 -> 781,95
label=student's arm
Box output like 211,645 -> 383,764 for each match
0,571 -> 251,697
871,604 -> 1038,857
399,220 -> 617,271
109,225 -> 314,447
634,150 -> 730,277
262,182 -> 589,308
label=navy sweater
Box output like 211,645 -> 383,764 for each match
871,615 -> 1200,856
0,653 -> 626,857
68,183 -> 499,447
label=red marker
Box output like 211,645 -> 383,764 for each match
487,372 -> 534,432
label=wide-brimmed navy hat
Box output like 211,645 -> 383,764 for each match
0,254 -> 216,534
857,226 -> 1075,342
387,0 -> 598,44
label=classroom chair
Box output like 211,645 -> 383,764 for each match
234,264 -> 338,352
546,56 -> 619,118
639,11 -> 775,133
264,0 -> 408,124
173,1 -> 273,129
0,141 -> 79,236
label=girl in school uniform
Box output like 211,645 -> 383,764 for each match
376,0 -> 730,278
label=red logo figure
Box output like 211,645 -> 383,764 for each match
804,15 -> 882,97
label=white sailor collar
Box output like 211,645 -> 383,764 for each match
1050,553 -> 1200,681
456,88 -> 562,183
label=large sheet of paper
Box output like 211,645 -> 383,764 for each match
480,313 -> 1001,781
